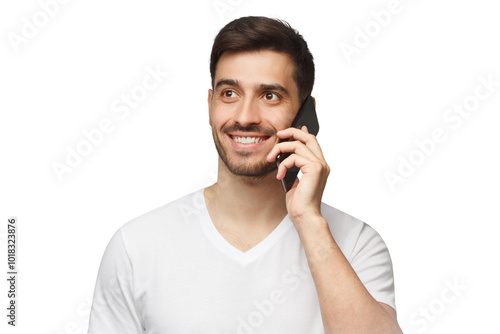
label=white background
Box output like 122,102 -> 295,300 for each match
1,0 -> 499,333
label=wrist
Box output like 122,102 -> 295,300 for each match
292,213 -> 328,234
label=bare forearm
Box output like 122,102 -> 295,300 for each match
295,215 -> 402,334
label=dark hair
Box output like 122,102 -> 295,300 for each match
210,16 -> 315,103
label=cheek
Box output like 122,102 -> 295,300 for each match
210,105 -> 229,125
261,108 -> 293,129
211,113 -> 232,133
274,112 -> 296,130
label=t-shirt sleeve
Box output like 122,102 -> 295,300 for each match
87,229 -> 144,334
348,223 -> 396,311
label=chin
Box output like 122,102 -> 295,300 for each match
224,159 -> 277,179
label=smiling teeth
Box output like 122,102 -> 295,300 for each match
232,136 -> 264,144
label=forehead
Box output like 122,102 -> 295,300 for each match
214,50 -> 297,93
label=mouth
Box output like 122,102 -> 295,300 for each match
226,133 -> 273,149
230,135 -> 270,144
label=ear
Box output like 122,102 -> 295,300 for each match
207,88 -> 213,126
312,96 -> 316,108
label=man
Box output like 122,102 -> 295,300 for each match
87,16 -> 402,333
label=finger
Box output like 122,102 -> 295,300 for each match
276,127 -> 326,161
276,153 -> 326,180
267,140 -> 319,163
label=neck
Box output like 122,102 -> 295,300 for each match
204,159 -> 288,231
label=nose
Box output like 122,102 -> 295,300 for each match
233,97 -> 262,128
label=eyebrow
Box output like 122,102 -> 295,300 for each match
214,79 -> 291,97
257,84 -> 290,97
214,79 -> 240,90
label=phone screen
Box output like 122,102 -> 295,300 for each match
276,96 -> 320,192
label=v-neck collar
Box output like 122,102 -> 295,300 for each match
198,189 -> 293,266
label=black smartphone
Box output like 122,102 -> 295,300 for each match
276,96 -> 320,192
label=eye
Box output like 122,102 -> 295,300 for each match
223,90 -> 234,98
221,89 -> 239,100
263,92 -> 279,101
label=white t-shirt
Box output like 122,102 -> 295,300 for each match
87,189 -> 395,334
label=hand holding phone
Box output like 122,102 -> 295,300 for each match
275,96 -> 320,192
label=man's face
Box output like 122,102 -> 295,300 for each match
208,50 -> 301,178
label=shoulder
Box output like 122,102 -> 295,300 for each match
123,189 -> 203,228
321,202 -> 396,309
320,202 -> 388,262
116,189 -> 205,249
